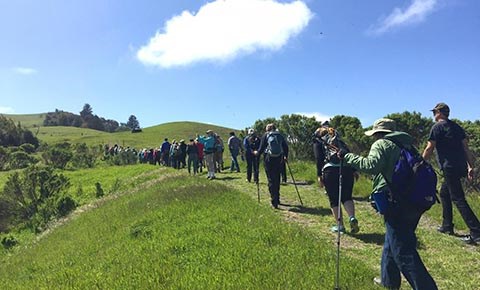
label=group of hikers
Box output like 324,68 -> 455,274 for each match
312,102 -> 479,290
102,102 -> 479,289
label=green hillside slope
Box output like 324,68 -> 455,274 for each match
1,113 -> 45,128
4,113 -> 240,148
0,171 -> 374,289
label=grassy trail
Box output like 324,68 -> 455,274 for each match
213,165 -> 480,290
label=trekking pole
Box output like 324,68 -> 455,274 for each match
285,159 -> 303,206
255,156 -> 260,203
334,160 -> 343,290
256,180 -> 260,203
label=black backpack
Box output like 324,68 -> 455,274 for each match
266,131 -> 284,157
322,129 -> 349,164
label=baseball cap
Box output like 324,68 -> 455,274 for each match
431,102 -> 450,114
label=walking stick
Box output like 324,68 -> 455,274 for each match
334,160 -> 343,290
256,180 -> 260,203
285,159 -> 303,206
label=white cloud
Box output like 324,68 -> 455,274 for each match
13,67 -> 38,75
368,0 -> 437,35
0,106 -> 15,114
296,112 -> 331,123
137,0 -> 313,68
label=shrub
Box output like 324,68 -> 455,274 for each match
95,182 -> 104,198
71,143 -> 99,168
42,143 -> 73,169
0,165 -> 70,232
56,195 -> 77,217
20,143 -> 36,154
1,234 -> 18,250
8,151 -> 38,169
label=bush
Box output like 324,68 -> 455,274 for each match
1,234 -> 18,250
95,182 -> 104,198
71,143 -> 99,168
8,151 -> 38,169
56,195 -> 77,217
0,165 -> 70,232
20,143 -> 36,154
42,143 -> 73,169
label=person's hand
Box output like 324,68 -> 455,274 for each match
284,156 -> 288,162
337,148 -> 348,159
253,150 -> 258,156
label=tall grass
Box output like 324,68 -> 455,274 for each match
0,175 -> 374,289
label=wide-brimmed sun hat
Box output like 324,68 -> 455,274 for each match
364,118 -> 396,136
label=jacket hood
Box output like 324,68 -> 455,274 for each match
383,131 -> 414,147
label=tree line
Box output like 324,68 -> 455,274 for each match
42,104 -> 141,133
250,111 -> 480,192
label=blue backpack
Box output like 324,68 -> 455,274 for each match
266,131 -> 284,157
384,139 -> 438,211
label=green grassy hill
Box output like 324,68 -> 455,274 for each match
1,117 -> 479,289
35,121 -> 238,148
4,112 -> 240,148
2,113 -> 46,128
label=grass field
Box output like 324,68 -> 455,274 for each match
0,169 -> 375,289
1,118 -> 479,289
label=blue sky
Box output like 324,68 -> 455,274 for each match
1,0 -> 479,130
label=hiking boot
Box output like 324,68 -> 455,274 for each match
373,277 -> 399,290
349,217 -> 359,234
461,235 -> 480,245
331,225 -> 345,233
437,225 -> 454,235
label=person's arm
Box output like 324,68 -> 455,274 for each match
343,140 -> 386,175
254,135 -> 266,156
462,138 -> 475,181
422,140 -> 436,160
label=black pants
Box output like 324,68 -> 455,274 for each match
264,156 -> 283,206
440,171 -> 480,237
322,166 -> 354,208
246,153 -> 259,182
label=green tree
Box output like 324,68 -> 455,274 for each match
80,103 -> 93,119
330,115 -> 371,155
385,111 -> 433,148
126,115 -> 140,131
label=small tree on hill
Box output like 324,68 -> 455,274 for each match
127,115 -> 140,131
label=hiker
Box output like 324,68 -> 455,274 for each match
179,140 -> 187,168
340,118 -> 437,290
186,138 -> 199,175
195,138 -> 204,173
244,128 -> 261,183
214,134 -> 224,173
227,131 -> 243,172
254,124 -> 289,209
422,102 -> 480,245
197,130 -> 217,179
160,138 -> 171,166
314,126 -> 359,234
170,140 -> 180,169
